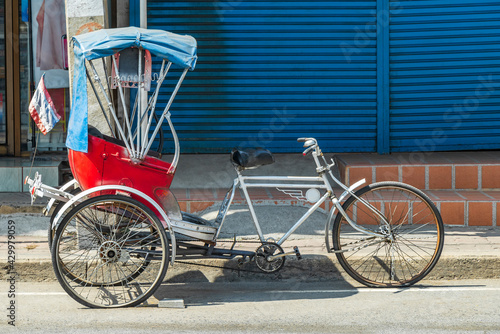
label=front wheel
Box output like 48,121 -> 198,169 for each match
52,195 -> 169,308
332,182 -> 444,287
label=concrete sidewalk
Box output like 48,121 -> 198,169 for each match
1,198 -> 499,282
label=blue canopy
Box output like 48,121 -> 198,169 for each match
66,27 -> 198,152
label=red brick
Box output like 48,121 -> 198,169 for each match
455,166 -> 478,190
457,191 -> 492,201
355,201 -> 382,225
178,201 -> 188,213
428,166 -> 452,190
190,201 -> 215,213
189,189 -> 216,201
247,188 -> 271,200
402,166 -> 425,189
385,201 -> 411,226
337,160 -> 348,184
439,202 -> 465,226
376,166 -> 399,182
412,200 -> 435,225
426,190 -> 463,201
482,191 -> 500,201
171,188 -> 188,201
496,203 -> 500,227
348,167 -> 372,187
468,202 -> 493,226
215,188 -> 231,201
481,165 -> 500,189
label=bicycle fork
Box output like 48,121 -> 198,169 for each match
331,196 -> 390,240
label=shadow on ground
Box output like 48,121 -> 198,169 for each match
157,254 -> 358,306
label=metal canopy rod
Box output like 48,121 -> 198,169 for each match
132,60 -> 170,150
131,90 -> 158,143
87,60 -> 133,156
111,55 -> 137,158
139,60 -> 171,159
101,58 -> 112,100
85,66 -> 116,138
166,113 -> 180,173
143,68 -> 188,157
137,48 -> 142,154
129,88 -> 139,136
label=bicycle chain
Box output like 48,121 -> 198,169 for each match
174,260 -> 281,275
173,238 -> 285,274
174,240 -> 286,276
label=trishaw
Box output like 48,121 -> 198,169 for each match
26,27 -> 444,308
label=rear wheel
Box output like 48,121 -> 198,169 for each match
52,195 -> 169,308
332,182 -> 444,287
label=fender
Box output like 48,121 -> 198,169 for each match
324,178 -> 366,253
43,179 -> 79,216
51,185 -> 177,264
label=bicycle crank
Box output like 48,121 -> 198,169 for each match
267,246 -> 302,261
254,242 -> 286,273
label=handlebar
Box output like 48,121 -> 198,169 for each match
297,137 -> 318,156
302,146 -> 315,156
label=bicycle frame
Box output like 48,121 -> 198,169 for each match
214,144 -> 389,249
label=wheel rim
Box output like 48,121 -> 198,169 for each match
54,197 -> 167,308
335,185 -> 442,286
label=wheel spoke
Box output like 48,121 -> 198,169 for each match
333,182 -> 443,287
52,195 -> 169,308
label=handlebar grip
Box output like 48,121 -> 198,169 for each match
297,138 -> 307,142
303,146 -> 314,156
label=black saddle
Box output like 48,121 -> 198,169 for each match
231,148 -> 274,169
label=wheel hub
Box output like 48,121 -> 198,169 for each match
99,241 -> 122,263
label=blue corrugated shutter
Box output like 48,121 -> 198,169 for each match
147,0 -> 377,153
389,0 -> 500,152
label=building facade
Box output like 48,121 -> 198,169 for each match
2,0 -> 500,158
141,0 -> 500,154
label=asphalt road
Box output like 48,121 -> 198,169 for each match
1,279 -> 499,333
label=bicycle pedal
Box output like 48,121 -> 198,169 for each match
293,246 -> 302,260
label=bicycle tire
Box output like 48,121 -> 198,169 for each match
332,181 -> 444,287
52,195 -> 169,308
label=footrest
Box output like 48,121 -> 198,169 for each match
293,246 -> 302,260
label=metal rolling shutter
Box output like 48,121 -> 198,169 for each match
147,0 -> 377,153
389,0 -> 500,152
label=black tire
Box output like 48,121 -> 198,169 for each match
49,189 -> 141,286
51,195 -> 169,308
332,182 -> 444,287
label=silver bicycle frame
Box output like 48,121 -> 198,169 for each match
218,146 -> 387,247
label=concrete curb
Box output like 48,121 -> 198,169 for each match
2,255 -> 499,283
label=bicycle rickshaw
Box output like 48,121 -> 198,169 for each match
26,27 -> 444,308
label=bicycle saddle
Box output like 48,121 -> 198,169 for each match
230,148 -> 275,169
